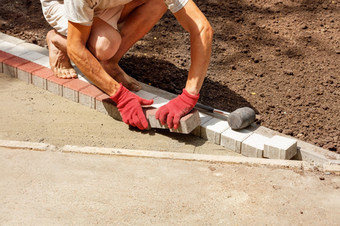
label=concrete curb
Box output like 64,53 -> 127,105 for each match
1,32 -> 339,166
3,139 -> 340,173
0,139 -> 55,152
0,139 -> 304,170
323,163 -> 340,175
60,145 -> 304,170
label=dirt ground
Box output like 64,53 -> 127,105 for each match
0,0 -> 339,153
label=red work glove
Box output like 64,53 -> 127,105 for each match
110,84 -> 153,130
156,89 -> 199,129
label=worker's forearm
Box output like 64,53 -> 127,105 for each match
67,44 -> 120,96
185,25 -> 213,96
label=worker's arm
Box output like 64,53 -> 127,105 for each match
67,21 -> 152,130
156,0 -> 213,129
173,0 -> 213,95
67,21 -> 120,96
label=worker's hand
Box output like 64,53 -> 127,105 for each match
156,89 -> 199,129
110,84 -> 153,130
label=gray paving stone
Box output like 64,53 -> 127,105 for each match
17,69 -> 31,84
19,51 -> 46,62
241,133 -> 270,158
221,128 -> 253,153
77,85 -> 103,109
151,96 -> 169,108
0,41 -> 16,52
144,107 -> 201,134
79,93 -> 96,109
134,89 -> 158,100
47,80 -> 63,96
169,109 -> 201,134
264,135 -> 297,160
191,112 -> 213,137
95,94 -> 122,120
33,56 -> 50,68
0,32 -> 25,45
32,75 -> 47,90
3,64 -> 16,78
4,45 -> 28,56
201,118 -> 230,144
62,87 -> 79,102
46,77 -> 71,96
17,42 -> 49,56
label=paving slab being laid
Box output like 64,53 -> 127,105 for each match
1,146 -> 339,225
144,107 -> 201,134
0,73 -> 238,156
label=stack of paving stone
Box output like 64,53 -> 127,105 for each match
0,32 -> 298,160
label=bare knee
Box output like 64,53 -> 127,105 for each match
89,36 -> 121,61
88,32 -> 122,61
87,19 -> 122,61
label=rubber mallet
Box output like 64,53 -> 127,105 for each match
195,103 -> 256,130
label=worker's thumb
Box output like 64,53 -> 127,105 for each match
139,98 -> 154,106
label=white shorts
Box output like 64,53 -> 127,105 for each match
41,1 -> 124,36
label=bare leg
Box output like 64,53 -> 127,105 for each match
100,0 -> 167,91
46,30 -> 77,79
99,62 -> 142,91
87,17 -> 142,91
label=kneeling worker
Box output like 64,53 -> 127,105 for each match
40,0 -> 213,130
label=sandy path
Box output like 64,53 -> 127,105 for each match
0,147 -> 339,225
0,73 -> 238,156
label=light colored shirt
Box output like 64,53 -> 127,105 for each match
64,0 -> 189,26
165,0 -> 188,13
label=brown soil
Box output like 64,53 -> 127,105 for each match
0,0 -> 339,153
